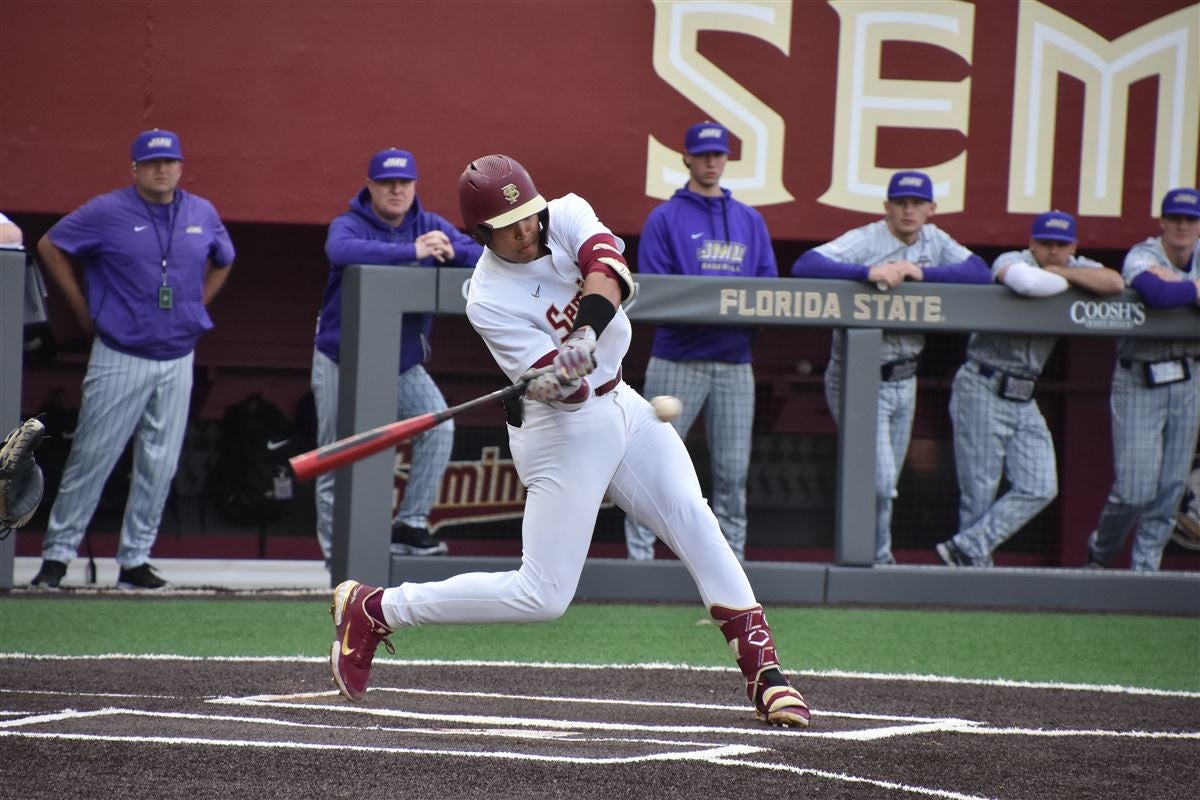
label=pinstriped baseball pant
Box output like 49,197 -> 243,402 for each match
311,349 -> 452,561
42,338 -> 193,568
825,360 -> 915,565
623,358 -> 754,561
947,365 -> 1057,565
1089,363 -> 1200,571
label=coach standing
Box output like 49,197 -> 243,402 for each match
312,148 -> 482,561
623,122 -> 777,562
30,129 -> 235,590
1087,188 -> 1200,571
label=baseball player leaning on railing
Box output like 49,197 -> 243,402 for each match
936,211 -> 1124,567
1086,187 -> 1200,571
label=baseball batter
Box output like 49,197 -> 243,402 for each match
790,171 -> 990,564
936,212 -> 1123,567
1087,188 -> 1200,571
30,129 -> 234,590
329,155 -> 810,728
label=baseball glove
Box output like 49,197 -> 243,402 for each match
0,418 -> 46,530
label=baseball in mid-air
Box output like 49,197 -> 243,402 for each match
650,395 -> 683,423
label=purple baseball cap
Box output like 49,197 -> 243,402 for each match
887,171 -> 933,202
1161,187 -> 1200,218
1031,210 -> 1077,242
684,122 -> 730,155
369,148 -> 418,181
131,129 -> 183,162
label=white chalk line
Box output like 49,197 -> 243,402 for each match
0,708 -> 989,798
0,687 -> 186,700
0,728 -> 764,766
715,757 -> 997,800
958,726 -> 1200,740
2,652 -> 1195,698
0,708 -> 996,800
0,707 -> 748,748
4,688 -> 1191,800
239,686 -> 980,726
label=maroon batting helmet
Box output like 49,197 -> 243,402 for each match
458,154 -> 547,244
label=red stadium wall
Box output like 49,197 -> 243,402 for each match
2,1 -> 1197,247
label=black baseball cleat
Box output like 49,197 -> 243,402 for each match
390,524 -> 448,556
117,563 -> 169,590
30,559 -> 67,589
936,540 -> 980,567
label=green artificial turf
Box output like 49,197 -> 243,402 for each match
2,597 -> 1197,691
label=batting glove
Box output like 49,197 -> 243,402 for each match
553,327 -> 597,381
523,370 -> 583,402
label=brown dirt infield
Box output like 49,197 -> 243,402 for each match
1,656 -> 1196,799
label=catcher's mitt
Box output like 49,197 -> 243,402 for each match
0,418 -> 45,530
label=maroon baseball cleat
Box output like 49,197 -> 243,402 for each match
754,679 -> 812,728
330,580 -> 395,702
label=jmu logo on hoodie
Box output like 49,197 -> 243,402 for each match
696,240 -> 748,273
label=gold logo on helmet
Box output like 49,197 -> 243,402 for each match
501,183 -> 520,204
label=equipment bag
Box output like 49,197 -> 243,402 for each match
208,393 -> 298,525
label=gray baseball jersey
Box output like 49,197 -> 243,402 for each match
815,219 -> 975,364
1090,235 -> 1200,570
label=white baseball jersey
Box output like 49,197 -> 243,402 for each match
815,219 -> 975,363
467,193 -> 631,391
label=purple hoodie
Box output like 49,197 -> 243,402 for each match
639,185 -> 777,363
315,188 -> 482,373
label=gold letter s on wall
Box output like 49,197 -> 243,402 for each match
646,0 -> 793,206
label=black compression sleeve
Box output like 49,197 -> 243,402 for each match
572,292 -> 617,336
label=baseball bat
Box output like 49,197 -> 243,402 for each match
288,369 -> 548,482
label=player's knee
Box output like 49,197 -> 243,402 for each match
522,589 -> 572,622
511,573 -> 574,622
1111,483 -> 1155,510
1027,476 -> 1057,508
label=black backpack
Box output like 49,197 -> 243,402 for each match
208,393 -> 298,525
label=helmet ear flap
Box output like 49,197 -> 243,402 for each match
471,225 -> 492,246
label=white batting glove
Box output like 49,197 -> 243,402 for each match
553,327 -> 597,381
523,371 -> 581,402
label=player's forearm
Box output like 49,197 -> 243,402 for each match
36,235 -> 88,318
790,249 -> 869,281
922,255 -> 991,284
1130,271 -> 1199,308
202,261 -> 232,304
1049,265 -> 1125,296
0,222 -> 22,245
